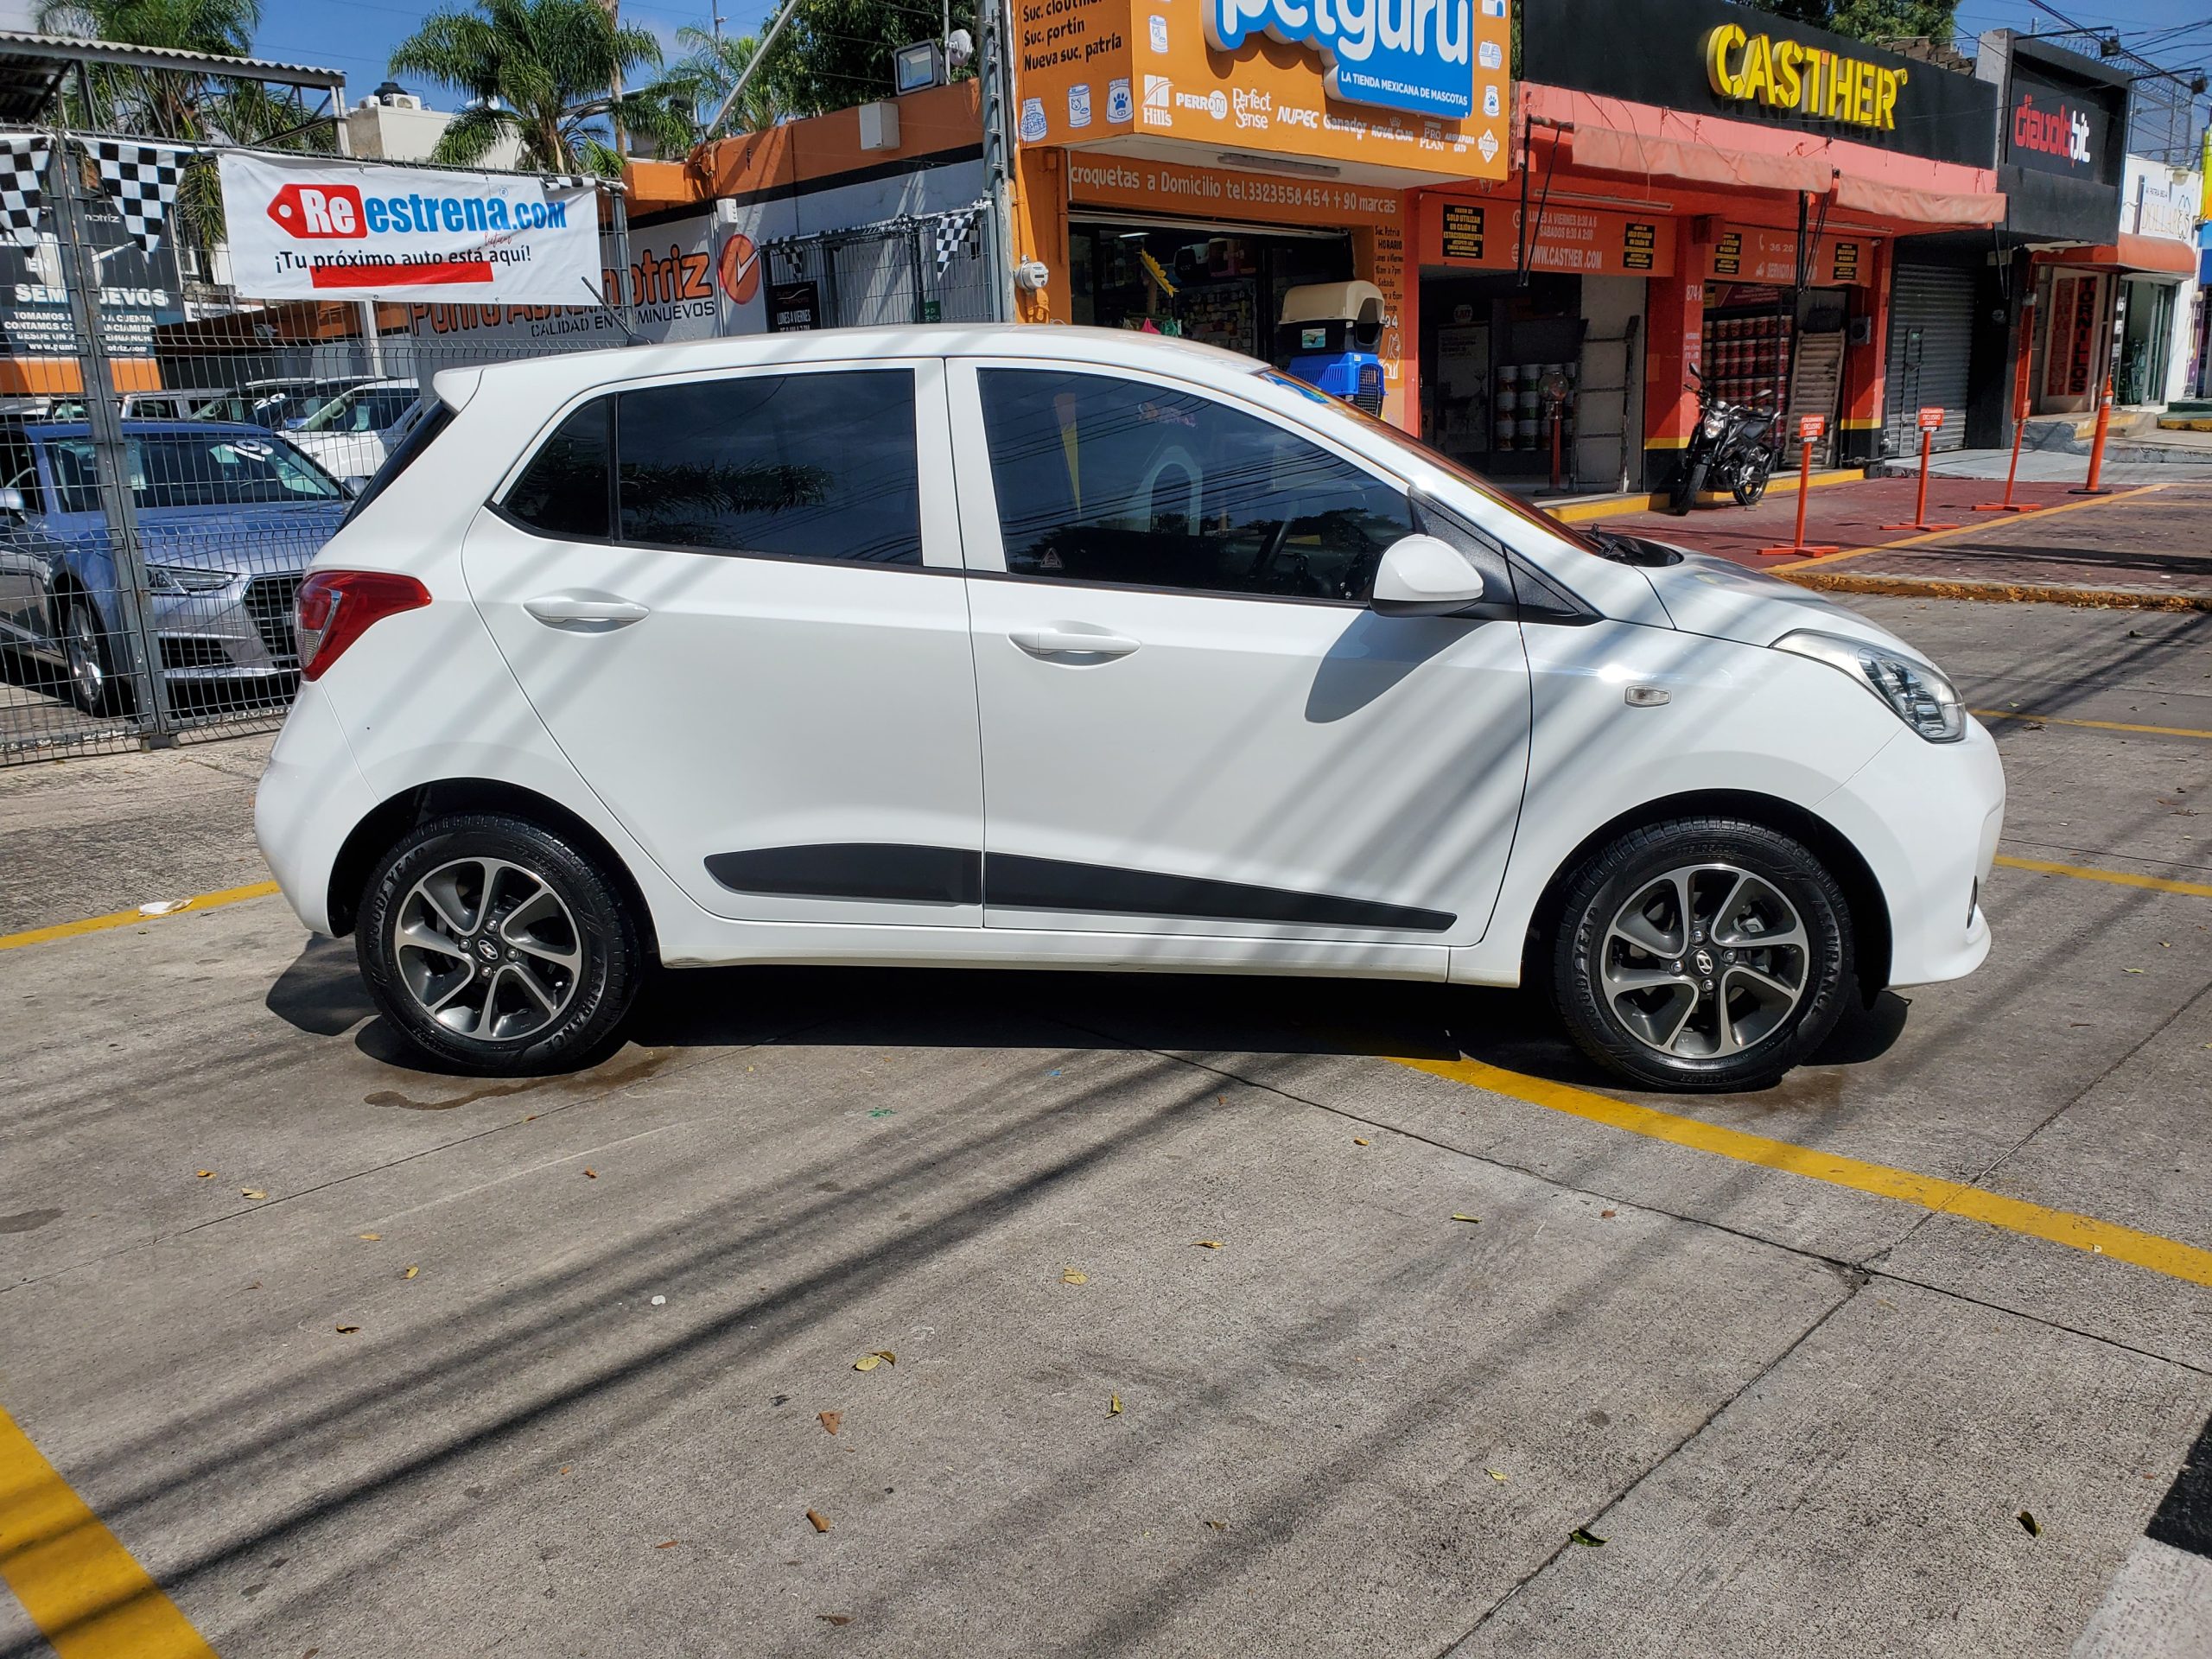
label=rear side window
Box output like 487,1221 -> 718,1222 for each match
615,371 -> 920,565
341,402 -> 455,527
505,399 -> 612,539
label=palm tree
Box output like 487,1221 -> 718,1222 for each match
672,23 -> 784,139
389,0 -> 699,177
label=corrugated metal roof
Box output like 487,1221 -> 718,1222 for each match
0,31 -> 345,121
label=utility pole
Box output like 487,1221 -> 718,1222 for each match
979,0 -> 1016,321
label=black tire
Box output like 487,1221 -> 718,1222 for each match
1667,458 -> 1708,516
60,594 -> 131,716
356,812 -> 642,1076
1548,818 -> 1853,1092
1732,451 -> 1775,507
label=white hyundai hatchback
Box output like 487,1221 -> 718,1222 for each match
255,326 -> 2004,1091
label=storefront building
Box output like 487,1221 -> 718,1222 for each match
1007,0 -> 1516,428
1504,0 -> 2002,486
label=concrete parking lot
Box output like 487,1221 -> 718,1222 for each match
3,588 -> 2209,1657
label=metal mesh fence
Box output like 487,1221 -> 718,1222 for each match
0,125 -> 1001,768
766,205 -> 998,331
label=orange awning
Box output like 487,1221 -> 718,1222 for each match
2036,236 -> 2199,276
1569,125 -> 1828,196
1830,173 -> 2006,227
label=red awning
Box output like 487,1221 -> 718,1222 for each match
2035,236 -> 2199,276
1829,173 -> 2006,227
1569,125 -> 1828,196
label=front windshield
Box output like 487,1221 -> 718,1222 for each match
47,433 -> 344,512
303,386 -> 420,435
1259,370 -> 1606,557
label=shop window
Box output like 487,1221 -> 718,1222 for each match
615,371 -> 921,565
977,369 -> 1412,602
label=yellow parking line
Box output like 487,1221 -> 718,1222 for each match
0,1404 -> 218,1658
1974,709 -> 2212,741
0,882 -> 279,953
1761,483 -> 2167,572
1395,1057 -> 2212,1288
1993,855 -> 2212,899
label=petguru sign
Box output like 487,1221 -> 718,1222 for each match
219,154 -> 602,304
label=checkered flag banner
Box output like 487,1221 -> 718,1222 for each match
932,204 -> 985,274
79,137 -> 186,253
0,132 -> 50,248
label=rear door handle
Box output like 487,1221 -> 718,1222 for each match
523,592 -> 650,632
1011,625 -> 1141,661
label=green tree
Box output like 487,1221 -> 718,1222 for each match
745,0 -> 977,121
389,0 -> 699,175
672,23 -> 785,139
35,0 -> 335,251
1741,0 -> 1963,46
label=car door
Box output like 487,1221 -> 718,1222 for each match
948,359 -> 1533,948
463,356 -> 984,928
0,432 -> 47,641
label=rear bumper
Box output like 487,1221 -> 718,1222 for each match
254,681 -> 376,935
1819,719 -> 2005,988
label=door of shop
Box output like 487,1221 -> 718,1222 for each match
1885,264 -> 1974,454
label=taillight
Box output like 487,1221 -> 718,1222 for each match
296,570 -> 430,681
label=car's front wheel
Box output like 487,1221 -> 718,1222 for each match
60,595 -> 130,716
356,812 -> 642,1076
1550,818 -> 1853,1092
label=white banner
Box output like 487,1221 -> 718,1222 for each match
218,153 -> 602,304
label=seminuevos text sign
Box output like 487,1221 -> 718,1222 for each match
219,154 -> 601,304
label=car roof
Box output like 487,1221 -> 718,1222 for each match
435,324 -> 1269,409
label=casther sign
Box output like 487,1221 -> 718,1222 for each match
1204,0 -> 1486,118
1523,0 -> 1997,168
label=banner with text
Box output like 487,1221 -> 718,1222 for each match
219,153 -> 601,304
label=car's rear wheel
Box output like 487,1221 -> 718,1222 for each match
357,812 -> 641,1076
1550,819 -> 1852,1092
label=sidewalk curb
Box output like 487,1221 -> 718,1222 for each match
1547,467 -> 1866,524
1777,570 -> 2212,612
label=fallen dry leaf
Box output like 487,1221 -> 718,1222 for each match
1109,1394 -> 1122,1415
2018,1510 -> 2042,1538
853,1354 -> 880,1372
1062,1269 -> 1089,1285
1205,1520 -> 1227,1531
872,1350 -> 895,1365
1487,1469 -> 1508,1483
1352,1138 -> 1371,1147
1192,1240 -> 1224,1250
807,1510 -> 831,1533
357,1232 -> 381,1241
584,1168 -> 598,1179
1600,1210 -> 1618,1219
403,1266 -> 419,1280
240,1189 -> 267,1200
334,1325 -> 359,1334
654,1539 -> 678,1549
1569,1528 -> 1606,1548
817,1614 -> 852,1626
195,1170 -> 213,1179
819,1411 -> 842,1435
1451,1213 -> 1481,1224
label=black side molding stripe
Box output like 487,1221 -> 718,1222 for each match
705,844 -> 982,906
984,853 -> 1456,933
703,845 -> 1455,932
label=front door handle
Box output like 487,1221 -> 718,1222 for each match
1011,624 -> 1141,661
524,592 -> 650,632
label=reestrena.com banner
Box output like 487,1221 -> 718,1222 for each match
219,153 -> 602,304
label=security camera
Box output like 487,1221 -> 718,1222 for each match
946,28 -> 974,67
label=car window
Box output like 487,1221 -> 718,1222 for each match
44,433 -> 344,512
614,371 -> 921,566
505,399 -> 612,539
304,386 -> 417,435
977,369 -> 1414,601
0,435 -> 44,512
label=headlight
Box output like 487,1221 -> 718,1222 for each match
1701,410 -> 1727,438
147,563 -> 239,594
1773,630 -> 1965,743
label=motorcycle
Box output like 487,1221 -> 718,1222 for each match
1668,365 -> 1782,515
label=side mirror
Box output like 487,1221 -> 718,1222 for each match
0,486 -> 25,517
1370,534 -> 1492,618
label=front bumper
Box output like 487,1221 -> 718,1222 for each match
1818,717 -> 2006,988
150,572 -> 303,679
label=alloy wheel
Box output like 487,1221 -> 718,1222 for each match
1599,862 -> 1808,1060
391,857 -> 582,1043
64,604 -> 105,709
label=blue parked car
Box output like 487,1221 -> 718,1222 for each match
0,418 -> 350,715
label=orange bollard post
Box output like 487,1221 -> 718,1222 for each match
2071,378 -> 2114,495
1977,300 -> 2041,513
1758,416 -> 1841,557
1973,414 -> 2037,512
1883,407 -> 1959,532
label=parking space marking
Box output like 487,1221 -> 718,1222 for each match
1762,483 -> 2168,573
1994,855 -> 2212,900
1974,709 -> 2212,741
0,881 -> 279,953
0,1404 -> 218,1659
1396,1057 -> 2212,1288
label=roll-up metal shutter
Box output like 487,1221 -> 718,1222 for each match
1885,264 -> 1975,454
